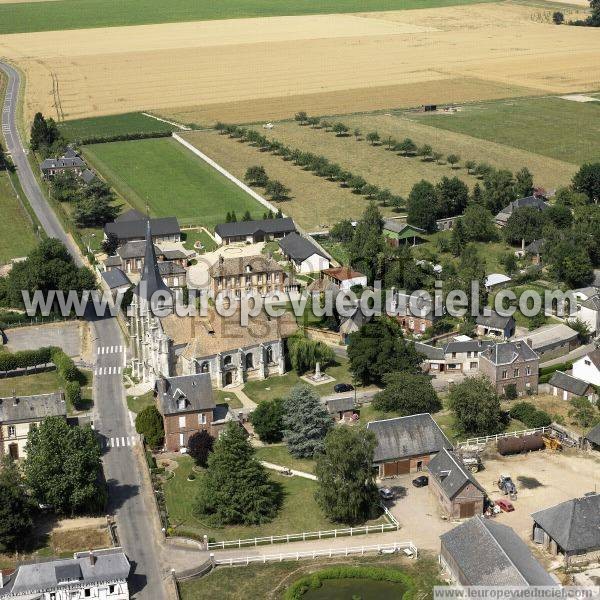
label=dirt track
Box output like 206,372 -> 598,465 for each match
0,2 -> 597,123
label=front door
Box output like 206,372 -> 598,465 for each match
459,502 -> 476,518
225,371 -> 233,386
416,461 -> 423,472
8,443 -> 19,460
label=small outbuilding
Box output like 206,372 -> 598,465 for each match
548,371 -> 597,402
278,232 -> 330,274
325,397 -> 356,422
585,423 -> 600,451
440,516 -> 557,587
476,311 -> 515,339
428,448 -> 486,519
366,413 -> 452,477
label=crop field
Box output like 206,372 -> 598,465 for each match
58,112 -> 176,141
261,113 -> 577,191
2,3 -> 598,125
82,138 -> 265,229
410,96 -> 600,165
0,172 -> 38,263
0,0 -> 491,34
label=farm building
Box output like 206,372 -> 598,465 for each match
428,448 -> 486,519
104,209 -> 181,244
278,232 -> 330,274
531,494 -> 600,567
585,424 -> 600,451
214,217 -> 296,245
366,413 -> 452,477
515,324 -> 579,360
440,517 -> 557,587
324,397 -> 356,422
475,311 -> 515,339
524,238 -> 545,265
572,349 -> 600,386
40,154 -> 86,179
548,371 -> 597,402
484,273 -> 511,292
382,221 -> 426,247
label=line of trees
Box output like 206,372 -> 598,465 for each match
215,123 -> 404,211
244,165 -> 290,201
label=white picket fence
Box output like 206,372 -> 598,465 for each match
212,540 -> 417,566
207,505 -> 399,550
457,426 -> 551,448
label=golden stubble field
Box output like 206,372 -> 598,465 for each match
0,2 -> 597,124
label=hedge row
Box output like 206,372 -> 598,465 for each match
285,566 -> 415,600
0,347 -> 53,371
539,360 -> 573,384
79,131 -> 172,145
510,401 -> 552,428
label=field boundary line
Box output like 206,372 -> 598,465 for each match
172,133 -> 281,216
141,112 -> 190,131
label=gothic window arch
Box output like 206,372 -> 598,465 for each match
223,355 -> 232,366
245,353 -> 254,369
200,361 -> 209,373
265,346 -> 273,364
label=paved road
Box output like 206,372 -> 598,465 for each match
1,61 -> 166,600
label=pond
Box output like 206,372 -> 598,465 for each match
303,577 -> 407,599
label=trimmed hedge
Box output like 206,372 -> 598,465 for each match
539,361 -> 573,384
79,131 -> 172,145
65,380 -> 82,409
285,566 -> 415,600
0,346 -> 53,371
510,401 -> 552,428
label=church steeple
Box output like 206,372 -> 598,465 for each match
133,220 -> 171,302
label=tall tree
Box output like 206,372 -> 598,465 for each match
436,176 -> 469,218
287,333 -> 335,374
244,165 -> 268,187
187,430 -> 214,467
135,405 -> 165,449
461,204 -> 497,242
24,417 -> 105,515
450,218 -> 467,256
315,427 -> 380,525
448,376 -> 502,436
483,169 -> 516,213
250,398 -> 285,443
372,372 -> 441,415
514,167 -> 534,198
0,457 -> 33,552
283,385 -> 333,458
407,180 -> 438,232
347,317 -> 423,386
503,206 -> 547,245
572,163 -> 600,203
194,423 -> 280,525
547,238 -> 593,287
349,202 -> 384,283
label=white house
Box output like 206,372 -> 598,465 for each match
484,273 -> 512,292
577,294 -> 600,335
278,232 -> 330,274
572,349 -> 600,386
0,548 -> 130,599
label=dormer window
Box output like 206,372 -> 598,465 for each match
178,398 -> 187,410
245,265 -> 252,273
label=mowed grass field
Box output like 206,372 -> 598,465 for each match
0,0 -> 492,34
0,171 -> 38,263
181,130 -> 398,230
260,113 -> 577,192
411,96 -> 600,165
58,112 -> 176,141
82,138 -> 265,229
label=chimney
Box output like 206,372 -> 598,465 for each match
515,341 -> 521,349
89,550 -> 96,566
526,338 -> 533,349
478,340 -> 482,348
12,391 -> 18,406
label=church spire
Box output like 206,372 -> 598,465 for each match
133,220 -> 170,302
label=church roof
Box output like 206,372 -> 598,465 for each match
133,221 -> 171,302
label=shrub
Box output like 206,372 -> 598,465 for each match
136,405 -> 165,449
65,381 -> 82,409
510,402 -> 551,428
504,383 -> 518,401
50,347 -> 83,383
0,347 -> 53,372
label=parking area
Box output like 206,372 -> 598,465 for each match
381,449 -> 600,552
4,321 -> 85,358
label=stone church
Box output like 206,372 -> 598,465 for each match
129,222 -> 297,386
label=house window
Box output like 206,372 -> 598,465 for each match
526,366 -> 531,376
451,352 -> 457,359
265,346 -> 273,363
179,416 -> 186,428
198,413 -> 207,425
7,425 -> 16,438
84,589 -> 91,598
514,368 -> 520,377
502,370 -> 508,379
179,433 -> 185,447
585,360 -> 591,366
470,362 -> 477,369
224,355 -> 232,366
109,585 -> 115,594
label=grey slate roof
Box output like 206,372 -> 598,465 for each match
81,168 -> 96,184
476,311 -> 515,331
0,391 -> 65,423
440,516 -> 557,587
525,238 -> 545,255
62,147 -> 78,159
582,294 -> 600,311
428,448 -> 485,500
414,341 -> 445,360
366,413 -> 452,463
325,397 -> 355,414
444,340 -> 495,354
101,268 -> 131,290
117,240 -> 161,260
278,232 -> 327,262
495,196 -> 549,223
383,220 -> 425,234
158,261 -> 186,276
586,423 -> 600,446
395,292 -> 434,320
481,341 -> 538,366
156,373 -> 215,416
581,349 -> 600,370
40,156 -> 85,170
104,254 -> 122,268
1,548 -> 130,596
133,221 -> 171,302
162,248 -> 188,261
105,210 -> 180,241
215,217 -> 296,239
548,371 -> 592,397
531,494 -> 600,553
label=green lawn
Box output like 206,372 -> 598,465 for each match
83,138 -> 264,229
254,444 -> 316,474
213,390 -> 243,410
243,358 -> 359,403
0,0 -> 493,34
413,97 -> 600,165
319,239 -> 350,267
164,456 -> 384,542
58,113 -> 175,141
178,554 -> 443,600
126,390 -> 155,414
181,229 -> 218,253
0,172 -> 38,264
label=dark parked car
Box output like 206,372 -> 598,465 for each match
333,383 -> 354,393
412,475 -> 428,488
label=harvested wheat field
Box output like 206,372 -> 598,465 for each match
0,2 -> 597,125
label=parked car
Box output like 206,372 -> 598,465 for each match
379,487 -> 394,500
412,475 -> 428,487
495,498 -> 514,512
334,383 -> 354,393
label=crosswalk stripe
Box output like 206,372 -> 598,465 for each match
121,437 -> 125,447
104,436 -> 137,450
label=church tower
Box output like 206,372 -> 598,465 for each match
129,221 -> 173,382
